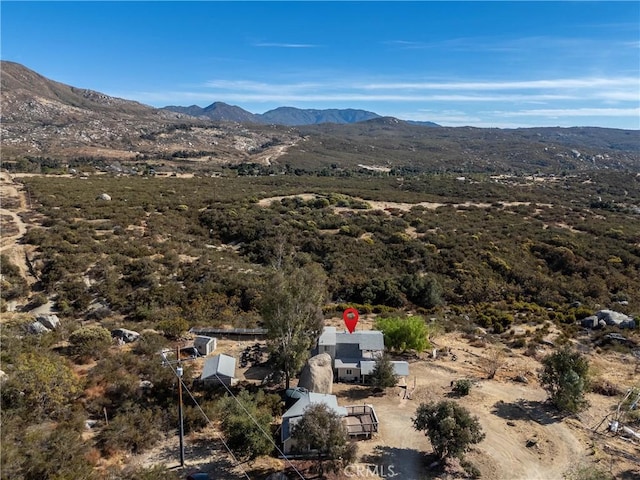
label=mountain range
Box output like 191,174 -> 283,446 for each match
1,60 -> 638,173
162,102 -> 440,127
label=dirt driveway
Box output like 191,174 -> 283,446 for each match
128,328 -> 639,479
332,353 -> 586,480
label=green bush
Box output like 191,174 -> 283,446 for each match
540,346 -> 590,413
157,317 -> 189,340
375,315 -> 431,353
1,352 -> 83,420
97,406 -> 163,455
217,390 -> 274,460
412,400 -> 485,460
69,325 -> 112,358
453,379 -> 472,396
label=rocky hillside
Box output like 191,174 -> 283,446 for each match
163,102 -> 262,124
1,61 -> 637,173
0,61 -> 300,164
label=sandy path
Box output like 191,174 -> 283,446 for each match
257,194 -> 548,213
0,171 -> 36,287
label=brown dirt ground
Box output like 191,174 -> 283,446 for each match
132,324 -> 639,480
0,171 -> 38,301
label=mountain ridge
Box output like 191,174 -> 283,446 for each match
161,102 -> 395,126
1,61 -> 638,173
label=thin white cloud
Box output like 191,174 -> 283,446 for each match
131,91 -> 577,104
253,42 -> 319,48
499,108 -> 640,117
360,78 -> 639,91
203,79 -> 326,93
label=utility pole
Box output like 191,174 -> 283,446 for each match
176,346 -> 185,468
162,347 -> 193,468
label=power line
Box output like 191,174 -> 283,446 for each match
164,358 -> 252,480
213,373 -> 307,480
162,347 -> 307,480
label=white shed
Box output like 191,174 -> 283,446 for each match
200,354 -> 237,386
194,336 -> 216,356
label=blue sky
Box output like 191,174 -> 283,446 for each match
2,1 -> 639,129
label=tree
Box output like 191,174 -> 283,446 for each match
1,412 -> 94,480
412,400 -> 485,460
291,403 -> 357,477
375,315 -> 431,353
369,354 -> 398,389
1,352 -> 83,420
68,325 -> 112,358
260,263 -> 326,389
217,390 -> 274,461
540,346 -> 590,413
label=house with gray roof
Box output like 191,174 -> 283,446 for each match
316,326 -> 409,383
280,391 -> 378,453
200,353 -> 237,386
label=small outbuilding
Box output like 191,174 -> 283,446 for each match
200,354 -> 237,386
194,336 -> 217,357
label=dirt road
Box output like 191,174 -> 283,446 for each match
0,171 -> 34,289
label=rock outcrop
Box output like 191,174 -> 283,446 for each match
596,310 -> 635,329
36,314 -> 60,330
582,310 -> 635,329
297,353 -> 333,394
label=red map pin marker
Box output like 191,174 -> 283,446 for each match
343,308 -> 359,334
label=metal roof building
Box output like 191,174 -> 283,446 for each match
200,354 -> 237,386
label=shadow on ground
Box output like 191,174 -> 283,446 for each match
360,445 -> 436,479
243,365 -> 272,381
491,399 -> 564,425
333,386 -> 380,401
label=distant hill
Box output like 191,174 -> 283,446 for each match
163,102 -> 262,123
163,103 -> 385,126
259,106 -> 380,125
0,61 -> 300,163
1,61 -> 638,173
1,60 -> 164,119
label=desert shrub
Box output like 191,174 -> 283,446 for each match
590,378 -> 624,397
565,464 -> 614,480
476,308 -> 514,334
453,379 -> 473,396
0,413 -> 93,480
133,331 -> 170,356
540,346 -> 590,413
109,464 -> 181,480
0,254 -> 29,301
1,352 -> 83,420
460,459 -> 482,479
157,317 -> 189,340
400,273 -> 443,309
30,293 -> 49,307
217,390 -> 274,460
69,325 -> 112,358
97,406 -> 163,455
